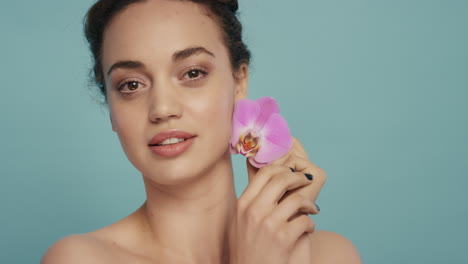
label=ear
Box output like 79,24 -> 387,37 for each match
110,114 -> 116,132
234,63 -> 249,101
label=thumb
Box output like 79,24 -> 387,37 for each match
246,158 -> 259,182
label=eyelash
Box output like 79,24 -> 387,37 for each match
115,67 -> 208,93
182,67 -> 208,82
116,78 -> 141,93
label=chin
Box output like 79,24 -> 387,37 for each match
151,154 -> 231,188
139,155 -> 209,185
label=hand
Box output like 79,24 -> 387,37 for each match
268,137 -> 327,215
228,164 -> 317,264
269,137 -> 327,262
230,138 -> 326,264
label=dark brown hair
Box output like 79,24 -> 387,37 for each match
83,0 -> 251,102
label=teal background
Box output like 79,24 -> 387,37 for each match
1,0 -> 467,263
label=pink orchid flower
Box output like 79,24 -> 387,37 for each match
230,96 -> 293,168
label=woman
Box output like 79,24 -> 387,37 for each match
42,0 -> 361,263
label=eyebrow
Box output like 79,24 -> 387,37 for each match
107,46 -> 215,76
172,46 -> 215,62
107,60 -> 144,76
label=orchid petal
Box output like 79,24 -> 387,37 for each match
254,113 -> 293,164
230,97 -> 293,168
230,99 -> 260,148
261,113 -> 293,148
230,118 -> 245,150
230,144 -> 239,154
253,97 -> 280,130
253,138 -> 292,165
233,99 -> 260,126
248,157 -> 268,168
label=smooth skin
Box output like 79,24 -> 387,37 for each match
42,0 -> 361,263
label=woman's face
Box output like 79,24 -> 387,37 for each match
101,0 -> 248,184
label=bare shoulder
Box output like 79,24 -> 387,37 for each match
308,230 -> 362,263
40,234 -> 116,264
288,230 -> 361,263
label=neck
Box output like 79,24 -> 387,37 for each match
138,152 -> 237,263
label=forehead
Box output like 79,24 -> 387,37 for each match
102,0 -> 225,68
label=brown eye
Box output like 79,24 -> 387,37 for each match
187,70 -> 200,79
128,81 -> 139,90
181,67 -> 208,82
181,68 -> 208,82
117,80 -> 143,93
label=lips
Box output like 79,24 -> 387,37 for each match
148,130 -> 196,146
148,130 -> 196,157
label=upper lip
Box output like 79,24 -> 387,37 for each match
148,130 -> 196,146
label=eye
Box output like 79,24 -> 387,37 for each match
117,79 -> 143,93
182,68 -> 208,81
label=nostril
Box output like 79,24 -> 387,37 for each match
148,97 -> 183,122
149,113 -> 182,123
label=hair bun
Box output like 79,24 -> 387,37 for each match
217,0 -> 238,13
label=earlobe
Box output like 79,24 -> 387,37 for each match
110,114 -> 116,132
235,64 -> 249,101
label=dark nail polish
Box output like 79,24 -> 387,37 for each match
315,203 -> 320,212
304,173 -> 313,180
290,167 -> 296,172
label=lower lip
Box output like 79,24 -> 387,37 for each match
149,137 -> 196,157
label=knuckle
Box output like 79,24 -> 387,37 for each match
282,155 -> 293,165
271,173 -> 289,187
293,137 -> 306,150
263,218 -> 276,232
316,166 -> 326,175
237,198 -> 248,212
292,137 -> 300,145
245,206 -> 262,225
260,163 -> 276,171
303,214 -> 315,227
310,219 -> 316,229
295,153 -> 305,160
315,167 -> 327,184
273,229 -> 289,246
289,192 -> 307,204
305,215 -> 315,227
308,219 -> 316,232
258,164 -> 279,178
286,154 -> 300,164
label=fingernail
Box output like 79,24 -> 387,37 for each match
304,173 -> 313,180
315,203 -> 320,212
290,167 -> 296,172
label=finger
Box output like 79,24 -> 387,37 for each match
275,155 -> 326,214
291,137 -> 309,159
279,214 -> 315,251
268,192 -> 316,224
239,164 -> 289,208
246,158 -> 259,182
291,214 -> 315,234
274,154 -> 317,175
290,185 -> 322,215
271,137 -> 309,166
278,155 -> 321,181
250,170 -> 313,212
280,187 -> 321,215
287,137 -> 309,160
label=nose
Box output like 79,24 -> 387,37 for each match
148,82 -> 183,123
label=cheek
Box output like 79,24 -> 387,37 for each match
110,104 -> 145,145
188,88 -> 233,140
203,88 -> 235,138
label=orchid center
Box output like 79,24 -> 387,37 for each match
237,130 -> 261,157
